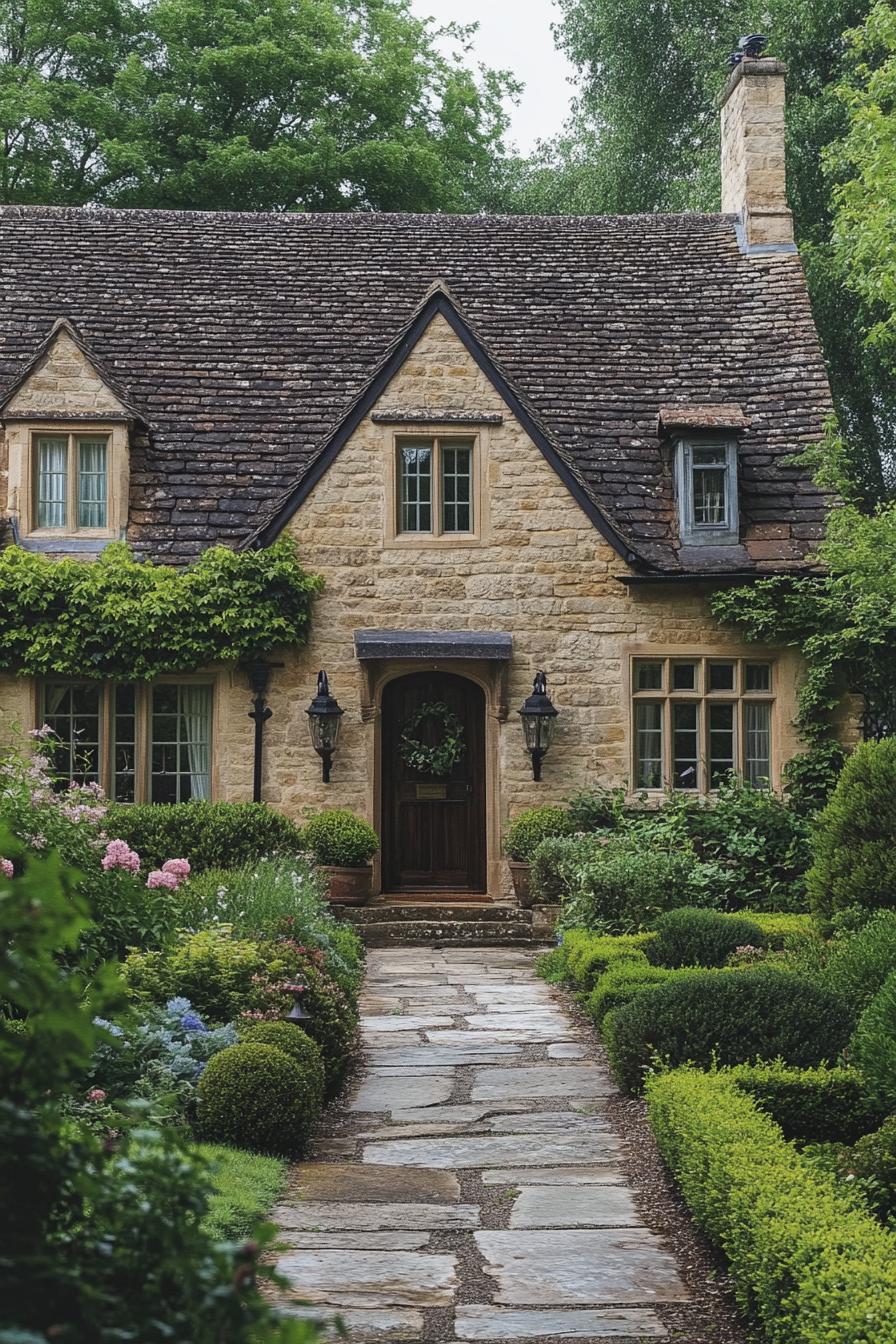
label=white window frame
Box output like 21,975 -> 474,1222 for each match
629,654 -> 775,794
675,437 -> 740,546
31,430 -> 111,534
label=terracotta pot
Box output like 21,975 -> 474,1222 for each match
322,864 -> 373,906
507,860 -> 534,907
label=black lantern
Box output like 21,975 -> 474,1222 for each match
284,983 -> 312,1026
306,671 -> 344,783
518,671 -> 558,781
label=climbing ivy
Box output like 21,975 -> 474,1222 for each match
0,539 -> 321,679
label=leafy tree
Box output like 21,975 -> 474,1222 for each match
492,0 -> 895,505
0,0 -> 517,212
828,2 -> 896,366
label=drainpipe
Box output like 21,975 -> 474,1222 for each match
245,661 -> 277,804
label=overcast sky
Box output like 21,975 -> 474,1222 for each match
409,0 -> 577,153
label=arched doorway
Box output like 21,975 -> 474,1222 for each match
380,670 -> 487,894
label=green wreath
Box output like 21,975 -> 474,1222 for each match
399,702 -> 466,777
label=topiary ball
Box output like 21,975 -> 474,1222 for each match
239,1022 -> 324,1112
195,1042 -> 319,1156
646,907 -> 767,969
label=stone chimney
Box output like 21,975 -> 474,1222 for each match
720,57 -> 793,248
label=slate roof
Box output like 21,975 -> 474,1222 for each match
0,205 -> 832,572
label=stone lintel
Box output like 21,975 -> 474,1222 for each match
354,629 -> 513,662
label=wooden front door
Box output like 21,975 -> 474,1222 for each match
381,671 -> 486,893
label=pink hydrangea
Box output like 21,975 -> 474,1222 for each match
146,869 -> 179,890
102,839 -> 141,873
162,858 -> 191,880
86,1088 -> 107,1104
0,858 -> 13,880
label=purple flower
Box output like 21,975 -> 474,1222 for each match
180,1012 -> 207,1033
0,858 -> 13,880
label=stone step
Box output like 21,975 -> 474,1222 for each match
344,902 -> 530,926
356,919 -> 538,947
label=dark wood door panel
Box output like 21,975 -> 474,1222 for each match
381,671 -> 486,893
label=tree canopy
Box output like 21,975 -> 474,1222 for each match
491,0 -> 896,507
0,0 -> 517,212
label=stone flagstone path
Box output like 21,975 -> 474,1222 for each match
271,947 -> 740,1343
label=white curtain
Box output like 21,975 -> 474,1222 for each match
78,439 -> 107,528
181,685 -> 210,800
37,438 -> 67,528
744,702 -> 771,788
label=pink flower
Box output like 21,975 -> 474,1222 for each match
86,1088 -> 107,1104
146,870 -> 179,890
29,724 -> 55,740
162,858 -> 190,880
102,839 -> 141,873
0,858 -> 13,880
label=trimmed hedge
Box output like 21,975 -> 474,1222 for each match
852,969 -> 896,1113
238,1022 -> 324,1115
728,1062 -> 885,1144
300,809 -> 379,867
822,911 -> 896,1021
505,806 -> 574,863
647,1068 -> 896,1343
745,912 -> 816,950
807,738 -> 896,920
105,801 -> 305,873
586,961 -> 675,1026
553,929 -> 653,991
646,907 -> 766,969
603,967 -> 852,1094
196,1042 -> 318,1157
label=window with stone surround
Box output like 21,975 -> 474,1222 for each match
13,422 -> 128,544
39,680 -> 213,802
396,435 -> 475,537
631,655 -> 774,793
674,438 -> 739,546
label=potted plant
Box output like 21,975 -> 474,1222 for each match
505,805 -> 574,907
301,809 -> 379,906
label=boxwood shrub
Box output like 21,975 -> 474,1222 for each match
505,806 -> 574,863
807,739 -> 896,920
555,929 -> 654,991
238,1022 -> 324,1114
852,969 -> 896,1113
646,1068 -> 896,1343
105,801 -> 305,872
822,911 -> 896,1022
728,1062 -> 885,1143
300,810 -> 379,867
586,961 -> 675,1026
604,967 -> 852,1094
646,907 -> 766,969
196,1042 -> 318,1157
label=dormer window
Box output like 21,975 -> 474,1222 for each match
675,438 -> 739,546
36,433 -> 109,530
393,434 -> 479,540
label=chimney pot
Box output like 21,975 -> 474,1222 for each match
719,56 -> 793,248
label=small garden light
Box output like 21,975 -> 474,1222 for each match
518,671 -> 558,782
306,671 -> 344,783
284,983 -> 312,1026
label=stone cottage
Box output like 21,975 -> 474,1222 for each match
0,57 -> 832,899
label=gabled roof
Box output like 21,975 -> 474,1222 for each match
246,285 -> 647,566
0,317 -> 145,423
0,206 -> 833,569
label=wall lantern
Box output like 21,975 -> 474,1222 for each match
306,671 -> 344,783
283,983 -> 312,1026
518,670 -> 558,781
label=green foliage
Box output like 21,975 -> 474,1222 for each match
819,910 -> 896,1019
106,800 -> 306,873
604,967 -> 852,1094
549,928 -> 654,991
808,740 -> 896,918
565,785 -> 626,832
852,970 -> 896,1111
0,0 -> 516,214
125,927 -> 269,1023
399,701 -> 466,777
560,833 -> 709,933
828,3 -> 896,364
0,539 -> 319,679
586,961 -> 674,1026
301,809 -> 379,867
646,1068 -> 896,1342
728,1061 -> 884,1143
0,826 -> 314,1342
505,805 -> 574,863
713,493 -> 896,743
745,911 -> 818,950
196,1042 -> 318,1156
783,741 -> 848,815
238,1022 -> 324,1114
646,907 -> 767,969
530,835 -> 584,904
847,1116 -> 896,1225
197,1143 -> 287,1242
